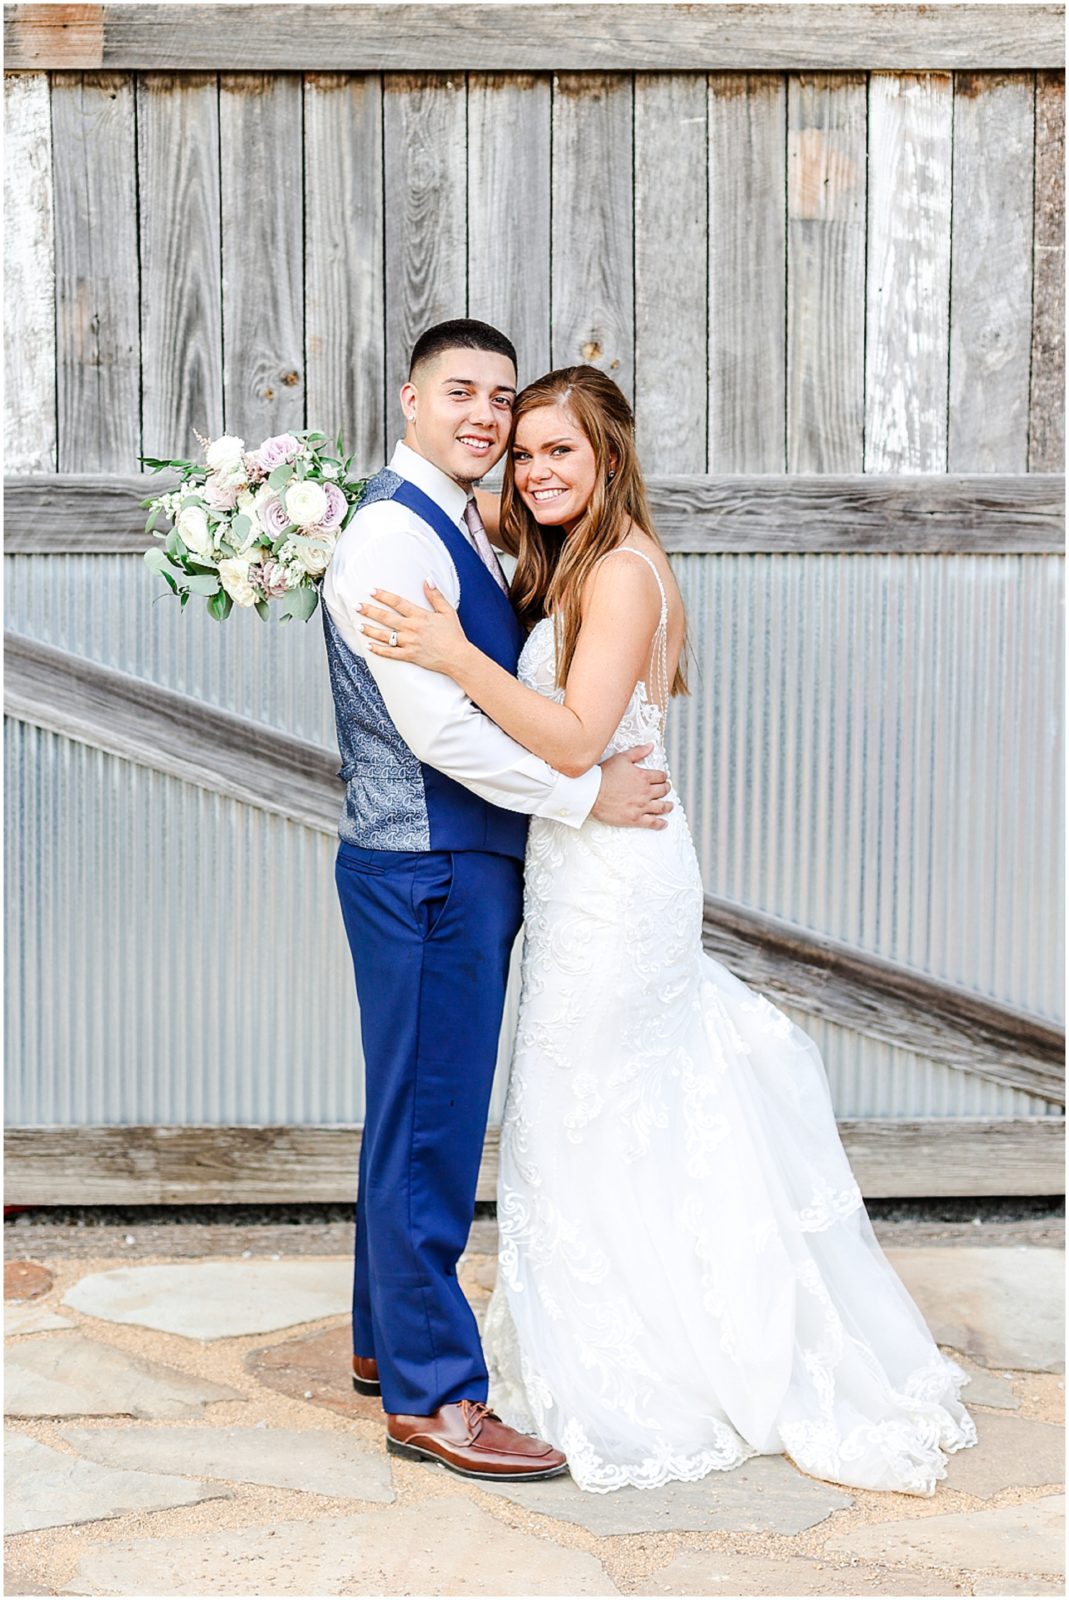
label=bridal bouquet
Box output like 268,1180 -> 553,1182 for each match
141,429 -> 365,622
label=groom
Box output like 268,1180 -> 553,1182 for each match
321,318 -> 672,1480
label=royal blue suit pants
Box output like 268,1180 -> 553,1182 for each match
334,841 -> 524,1416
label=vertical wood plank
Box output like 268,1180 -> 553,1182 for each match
4,72 -> 56,472
1030,71 -> 1065,472
634,73 -> 707,472
468,74 -> 550,389
949,72 -> 1035,472
137,73 -> 222,457
219,73 -> 304,443
305,73 -> 385,473
786,73 -> 867,473
551,73 -> 634,400
384,72 -> 467,431
865,73 -> 953,472
709,73 -> 786,472
52,72 -> 140,472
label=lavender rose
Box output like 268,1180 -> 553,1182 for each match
256,433 -> 302,472
256,491 -> 293,540
317,480 -> 347,532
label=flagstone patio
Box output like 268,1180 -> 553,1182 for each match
3,1218 -> 1063,1597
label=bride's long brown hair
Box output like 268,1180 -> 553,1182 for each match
502,365 -> 688,696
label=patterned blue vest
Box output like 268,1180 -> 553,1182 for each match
322,468 -> 529,860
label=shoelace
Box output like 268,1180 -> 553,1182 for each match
459,1399 -> 498,1438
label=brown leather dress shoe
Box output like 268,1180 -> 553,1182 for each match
351,1354 -> 381,1396
386,1399 -> 567,1481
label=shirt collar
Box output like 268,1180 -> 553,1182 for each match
389,440 -> 471,529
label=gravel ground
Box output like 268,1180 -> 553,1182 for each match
5,1200 -> 1064,1262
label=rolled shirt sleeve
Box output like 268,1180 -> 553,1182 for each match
322,502 -> 602,827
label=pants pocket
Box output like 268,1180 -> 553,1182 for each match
410,853 -> 455,941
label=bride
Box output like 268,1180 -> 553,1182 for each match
356,364 -> 977,1496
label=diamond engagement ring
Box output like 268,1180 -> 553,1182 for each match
389,630 -> 398,648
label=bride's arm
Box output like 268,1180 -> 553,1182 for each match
359,556 -> 660,778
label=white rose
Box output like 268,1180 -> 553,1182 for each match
176,503 -> 215,562
284,480 -> 329,528
288,533 -> 335,576
218,556 -> 258,608
205,433 -> 246,477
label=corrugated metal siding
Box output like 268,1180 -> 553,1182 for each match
5,551 -> 1062,1125
4,718 -> 526,1125
4,555 -> 337,747
668,553 -> 1064,1018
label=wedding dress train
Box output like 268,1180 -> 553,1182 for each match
483,549 -> 977,1495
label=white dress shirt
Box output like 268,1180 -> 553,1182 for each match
321,441 -> 601,828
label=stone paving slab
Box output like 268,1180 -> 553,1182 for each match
5,1332 -> 242,1419
60,1497 -> 620,1596
824,1494 -> 1065,1579
956,1358 -> 1020,1409
478,1453 -> 851,1535
887,1246 -> 1065,1373
62,1260 -> 351,1340
58,1425 -> 394,1502
245,1324 -> 381,1421
943,1411 -> 1064,1499
5,1262 -> 53,1301
640,1550 -> 969,1595
5,1435 -> 228,1535
972,1579 -> 1066,1595
5,1305 -> 73,1335
3,1565 -> 56,1595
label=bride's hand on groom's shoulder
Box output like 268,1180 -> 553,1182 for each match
356,584 -> 470,677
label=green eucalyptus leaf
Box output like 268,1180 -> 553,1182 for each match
230,513 -> 251,540
183,573 -> 221,596
296,584 -> 320,622
268,463 -> 294,491
208,589 -> 233,622
254,599 -> 271,621
179,590 -> 190,608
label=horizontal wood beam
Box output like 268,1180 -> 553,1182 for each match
5,473 -> 1065,555
703,896 -> 1065,1105
650,473 -> 1066,554
4,631 -> 343,835
4,1118 -> 1063,1203
7,631 -> 1063,1100
4,5 -> 1064,71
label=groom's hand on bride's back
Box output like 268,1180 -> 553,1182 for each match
591,745 -> 672,830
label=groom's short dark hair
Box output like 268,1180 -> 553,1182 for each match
409,319 -> 517,379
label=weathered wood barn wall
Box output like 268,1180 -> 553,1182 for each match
4,4 -> 1065,1201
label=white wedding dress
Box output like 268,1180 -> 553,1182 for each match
483,547 -> 977,1496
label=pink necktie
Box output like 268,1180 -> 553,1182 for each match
463,498 -> 508,592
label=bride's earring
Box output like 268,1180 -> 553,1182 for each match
607,469 -> 616,482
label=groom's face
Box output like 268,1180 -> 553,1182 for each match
400,348 -> 517,487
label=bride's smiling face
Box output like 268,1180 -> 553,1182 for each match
511,404 -> 600,532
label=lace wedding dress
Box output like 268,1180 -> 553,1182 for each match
483,547 -> 977,1496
